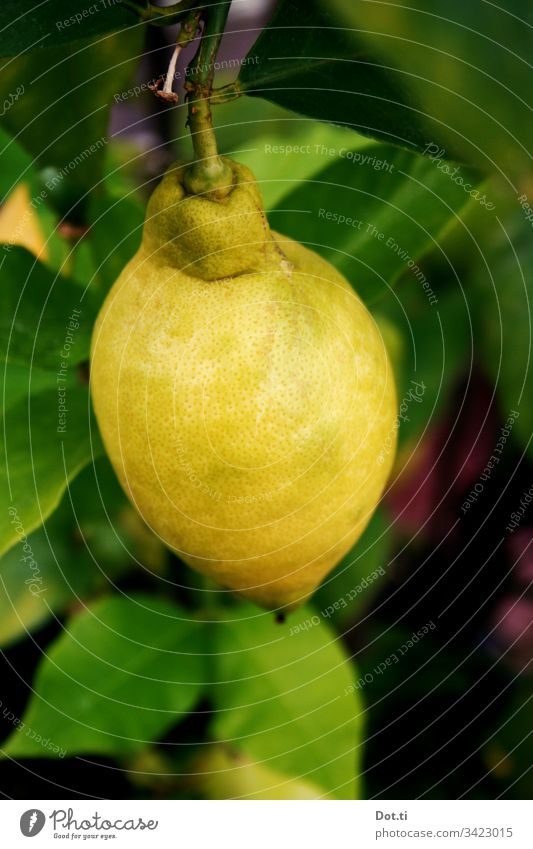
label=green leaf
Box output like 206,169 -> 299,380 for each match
313,509 -> 392,627
86,191 -> 144,293
0,1 -> 135,54
1,385 -> 102,558
268,141 -> 483,303
238,0 -> 427,153
0,247 -> 97,370
0,457 -> 162,648
234,122 -> 368,210
331,0 -> 533,179
2,595 -> 206,757
472,204 -> 533,459
375,282 -> 470,447
211,606 -> 363,799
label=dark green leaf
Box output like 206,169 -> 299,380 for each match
2,595 -> 206,757
0,457 -> 163,648
472,204 -> 533,459
313,509 -> 392,627
0,130 -> 70,272
211,606 -> 363,799
0,30 -> 142,218
375,282 -> 471,447
330,0 -> 533,179
239,0 -> 427,153
0,128 -> 33,201
0,247 -> 97,370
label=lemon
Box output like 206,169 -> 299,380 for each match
90,157 -> 397,610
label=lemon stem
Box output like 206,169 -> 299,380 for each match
183,2 -> 233,199
122,0 -> 198,26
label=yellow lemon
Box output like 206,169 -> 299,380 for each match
90,158 -> 397,610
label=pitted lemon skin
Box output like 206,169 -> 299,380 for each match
90,158 -> 397,610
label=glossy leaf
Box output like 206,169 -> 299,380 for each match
313,509 -> 392,628
3,364 -> 57,412
472,204 -> 533,459
0,247 -> 97,370
234,122 -> 368,210
211,606 -> 363,799
86,192 -> 144,293
0,1 -> 135,55
330,0 -> 533,179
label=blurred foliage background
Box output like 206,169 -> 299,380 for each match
0,0 -> 531,800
